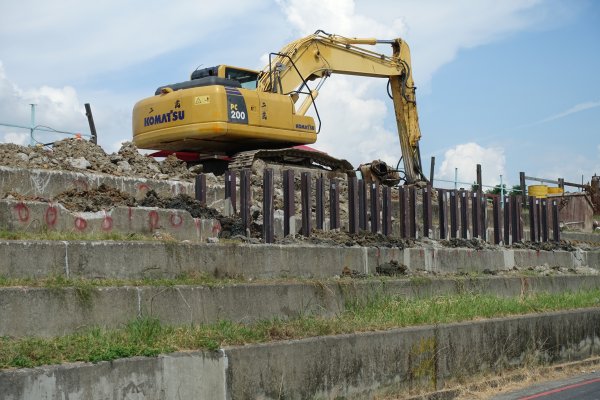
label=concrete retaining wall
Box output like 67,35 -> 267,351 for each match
0,199 -> 220,242
3,309 -> 600,399
2,275 -> 600,338
562,231 -> 600,243
1,240 -> 598,281
0,352 -> 226,400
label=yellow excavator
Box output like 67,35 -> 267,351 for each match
132,30 -> 427,184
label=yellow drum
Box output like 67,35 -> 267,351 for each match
547,187 -> 563,195
528,185 -> 548,198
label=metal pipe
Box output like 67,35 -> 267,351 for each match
30,104 -> 35,146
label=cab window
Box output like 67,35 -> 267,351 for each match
225,68 -> 258,89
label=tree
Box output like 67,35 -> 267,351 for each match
486,184 -> 507,195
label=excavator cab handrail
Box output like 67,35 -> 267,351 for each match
267,52 -> 323,134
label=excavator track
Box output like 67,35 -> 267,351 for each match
228,148 -> 355,175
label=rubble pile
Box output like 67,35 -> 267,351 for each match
0,139 -> 194,180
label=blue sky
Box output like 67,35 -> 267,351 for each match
0,0 -> 598,189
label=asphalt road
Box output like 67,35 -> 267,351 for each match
493,371 -> 600,399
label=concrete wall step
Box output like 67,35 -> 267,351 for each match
2,308 -> 600,399
2,275 -> 600,338
0,199 -> 220,242
0,166 -> 223,205
0,240 -> 598,280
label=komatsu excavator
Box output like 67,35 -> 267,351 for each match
132,30 -> 427,184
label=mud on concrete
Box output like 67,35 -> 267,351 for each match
278,229 -> 415,248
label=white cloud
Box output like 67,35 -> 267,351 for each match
2,132 -> 29,146
308,77 -> 400,166
438,143 -> 505,188
529,101 -> 600,126
276,0 -> 404,38
0,62 -> 88,145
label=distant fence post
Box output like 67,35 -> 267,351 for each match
423,186 -> 432,238
399,186 -> 408,238
409,187 -> 417,238
348,177 -> 359,234
504,196 -> 511,245
438,189 -> 447,240
492,195 -> 500,245
84,103 -> 98,144
358,180 -> 367,231
449,190 -> 458,239
382,186 -> 392,236
282,169 -> 295,237
224,170 -> 236,216
529,196 -> 537,242
429,156 -> 435,186
330,179 -> 340,230
541,199 -> 549,242
460,189 -> 468,239
315,175 -> 325,230
370,182 -> 380,233
301,172 -> 312,236
552,199 -> 560,241
194,174 -> 206,206
262,168 -> 274,243
472,191 -> 480,239
240,169 -> 251,235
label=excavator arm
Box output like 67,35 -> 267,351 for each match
259,31 -> 427,184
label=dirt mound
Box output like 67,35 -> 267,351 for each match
278,229 -> 411,248
440,238 -> 493,250
0,139 -> 194,180
54,184 -> 137,212
376,260 -> 408,276
138,191 -> 219,219
510,240 -> 578,252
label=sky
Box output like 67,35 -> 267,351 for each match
0,0 -> 598,190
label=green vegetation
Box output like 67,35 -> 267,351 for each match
0,273 -> 245,289
2,290 -> 599,369
0,230 -> 151,242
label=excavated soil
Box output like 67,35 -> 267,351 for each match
54,185 -> 221,220
278,229 -> 414,248
0,139 -> 193,180
509,240 -> 579,251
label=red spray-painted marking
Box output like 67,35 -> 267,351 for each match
128,207 -> 133,221
137,183 -> 151,193
14,203 -> 30,222
45,206 -> 58,226
148,211 -> 160,229
212,222 -> 222,235
101,216 -> 113,231
74,217 -> 87,231
194,218 -> 201,233
171,183 -> 187,195
170,213 -> 183,228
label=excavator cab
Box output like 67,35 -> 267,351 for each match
190,66 -> 259,89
